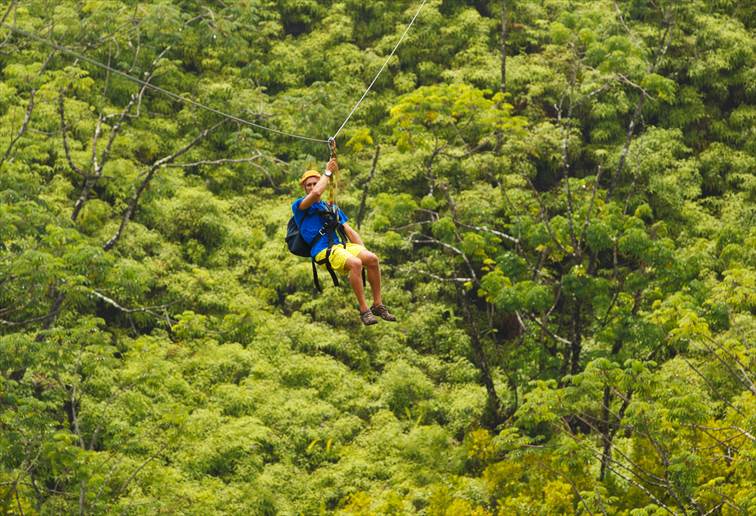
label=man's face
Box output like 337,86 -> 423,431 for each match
303,177 -> 318,194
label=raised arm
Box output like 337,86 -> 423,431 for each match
299,159 -> 338,210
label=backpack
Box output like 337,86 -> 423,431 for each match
285,216 -> 312,257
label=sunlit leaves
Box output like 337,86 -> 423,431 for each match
1,0 -> 754,513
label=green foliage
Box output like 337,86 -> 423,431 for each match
1,0 -> 753,513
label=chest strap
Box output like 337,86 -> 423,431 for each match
307,204 -> 366,292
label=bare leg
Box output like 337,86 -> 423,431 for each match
345,256 -> 369,312
358,250 -> 382,307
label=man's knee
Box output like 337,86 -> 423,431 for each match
360,251 -> 379,268
344,256 -> 363,273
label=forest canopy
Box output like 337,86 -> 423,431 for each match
1,0 -> 754,514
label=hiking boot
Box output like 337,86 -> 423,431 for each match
360,309 -> 379,326
370,304 -> 397,322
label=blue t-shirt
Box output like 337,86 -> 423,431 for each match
292,198 -> 349,257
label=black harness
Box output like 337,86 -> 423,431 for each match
306,203 -> 366,292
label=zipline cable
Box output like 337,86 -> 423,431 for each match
3,0 -> 428,147
1,22 -> 329,144
331,0 -> 428,140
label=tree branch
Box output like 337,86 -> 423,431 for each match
390,220 -> 433,232
165,154 -> 264,168
682,357 -> 746,417
609,15 -> 674,197
698,337 -> 755,395
554,81 -> 580,256
58,90 -> 85,178
616,74 -> 654,99
0,298 -> 63,328
523,312 -> 572,346
103,120 -> 226,251
578,167 -> 605,247
0,90 -> 36,169
457,284 -> 502,426
416,270 -> 473,283
356,144 -> 380,230
525,177 -> 571,256
455,221 -> 519,244
71,47 -> 169,221
702,334 -> 754,389
114,446 -> 166,498
0,0 -> 18,47
89,289 -> 174,319
559,419 -> 676,514
411,234 -> 478,284
0,1 -> 15,25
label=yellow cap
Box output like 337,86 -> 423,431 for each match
299,170 -> 321,184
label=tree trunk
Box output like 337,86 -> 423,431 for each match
459,289 -> 502,427
500,0 -> 508,95
356,144 -> 380,230
570,301 -> 582,374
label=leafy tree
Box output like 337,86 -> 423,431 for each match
0,0 -> 753,513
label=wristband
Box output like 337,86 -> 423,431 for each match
324,170 -> 333,177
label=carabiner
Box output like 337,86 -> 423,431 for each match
327,137 -> 337,160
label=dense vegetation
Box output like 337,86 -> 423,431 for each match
1,0 -> 754,513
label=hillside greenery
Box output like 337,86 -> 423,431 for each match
1,0 -> 754,514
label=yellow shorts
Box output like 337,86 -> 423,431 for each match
314,243 -> 365,274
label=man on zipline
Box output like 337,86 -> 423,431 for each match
292,158 -> 396,326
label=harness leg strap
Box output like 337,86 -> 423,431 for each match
324,248 -> 339,287
311,259 -> 322,292
316,248 -> 340,288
